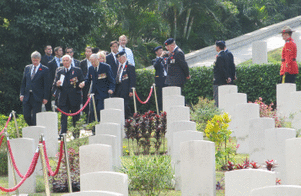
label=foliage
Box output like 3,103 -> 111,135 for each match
205,113 -> 236,170
0,114 -> 27,139
0,146 -> 8,176
124,111 -> 167,155
190,97 -> 221,132
119,155 -> 174,196
51,148 -> 80,193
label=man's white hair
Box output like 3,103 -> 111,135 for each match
62,54 -> 72,60
31,51 -> 41,59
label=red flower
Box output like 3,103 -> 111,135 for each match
39,68 -> 42,71
125,65 -> 128,69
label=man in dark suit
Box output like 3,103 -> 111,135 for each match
52,55 -> 85,135
106,40 -> 119,78
223,42 -> 236,84
114,51 -> 136,119
46,46 -> 63,111
152,46 -> 167,112
20,51 -> 50,126
80,46 -> 93,121
65,47 -> 80,67
80,54 -> 115,122
213,40 -> 232,107
164,38 -> 190,89
41,45 -> 53,66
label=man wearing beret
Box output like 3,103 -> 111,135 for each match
152,46 -> 168,112
164,38 -> 190,90
280,26 -> 298,83
114,51 -> 136,119
213,40 -> 231,107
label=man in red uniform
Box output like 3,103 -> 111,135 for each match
280,26 -> 298,83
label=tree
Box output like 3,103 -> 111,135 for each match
0,0 -> 100,114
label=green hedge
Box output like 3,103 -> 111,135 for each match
131,63 -> 301,113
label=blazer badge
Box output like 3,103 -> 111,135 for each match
98,73 -> 107,79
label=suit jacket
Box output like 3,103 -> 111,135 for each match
224,49 -> 236,81
106,53 -> 118,78
73,59 -> 81,68
47,58 -> 62,86
52,66 -> 84,107
114,62 -> 136,98
165,47 -> 189,86
152,57 -> 166,87
20,64 -> 50,102
41,55 -> 53,66
213,51 -> 230,85
85,63 -> 115,100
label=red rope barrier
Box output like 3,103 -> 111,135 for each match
0,151 -> 39,192
0,136 -> 4,148
135,86 -> 153,104
43,140 -> 64,176
0,113 -> 12,136
7,139 -> 25,178
56,95 -> 91,116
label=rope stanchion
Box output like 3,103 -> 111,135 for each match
0,113 -> 12,136
11,111 -> 20,138
0,148 -> 40,193
42,138 -> 64,176
7,138 -> 25,178
135,86 -> 153,104
56,95 -> 91,116
152,83 -> 159,115
63,134 -> 73,193
132,87 -> 137,114
39,142 -> 51,196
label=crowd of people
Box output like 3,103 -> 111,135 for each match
19,25 -> 296,136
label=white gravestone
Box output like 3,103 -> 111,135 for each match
235,103 -> 260,154
8,138 -> 36,194
162,86 -> 181,98
223,93 -> 247,136
80,171 -> 128,196
63,191 -> 123,196
292,32 -> 301,62
277,83 -> 296,118
249,117 -> 275,163
172,131 -> 203,191
218,85 -> 238,110
265,128 -> 296,184
89,134 -> 121,170
36,112 -> 58,157
285,138 -> 301,185
180,140 -> 215,196
163,95 -> 185,115
95,122 -> 122,156
225,169 -> 276,196
251,185 -> 301,196
104,98 -> 125,125
22,126 -> 46,175
100,109 -> 124,138
80,144 -> 113,175
290,91 -> 301,131
166,120 -> 196,154
252,41 -> 268,64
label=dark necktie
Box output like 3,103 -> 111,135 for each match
31,66 -> 36,80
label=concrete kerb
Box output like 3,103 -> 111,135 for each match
186,16 -> 301,66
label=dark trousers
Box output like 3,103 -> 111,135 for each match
82,87 -> 90,122
213,85 -> 219,107
45,91 -> 53,111
156,85 -> 164,112
90,97 -> 105,122
23,93 -> 42,126
60,102 -> 80,134
280,74 -> 296,83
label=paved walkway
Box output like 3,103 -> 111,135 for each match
189,26 -> 301,67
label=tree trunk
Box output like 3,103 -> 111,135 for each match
183,8 -> 191,38
174,6 -> 177,40
186,16 -> 194,40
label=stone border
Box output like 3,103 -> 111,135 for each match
186,16 -> 301,66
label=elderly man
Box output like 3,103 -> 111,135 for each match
80,54 -> 115,122
65,47 -> 80,67
106,40 -> 119,78
118,35 -> 135,66
46,46 -> 63,111
280,26 -> 298,83
20,51 -> 50,126
52,55 -> 85,136
114,51 -> 136,119
41,45 -> 53,66
164,38 -> 190,89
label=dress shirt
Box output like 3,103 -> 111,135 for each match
31,64 -> 41,76
118,46 -> 135,66
55,56 -> 62,68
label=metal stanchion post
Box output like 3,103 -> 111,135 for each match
5,131 -> 19,196
91,93 -> 98,122
132,87 -> 137,114
152,84 -> 159,115
63,134 -> 73,193
38,135 -> 50,196
11,111 -> 20,138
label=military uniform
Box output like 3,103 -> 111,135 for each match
280,37 -> 298,83
152,56 -> 167,111
52,66 -> 84,134
85,62 -> 115,121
